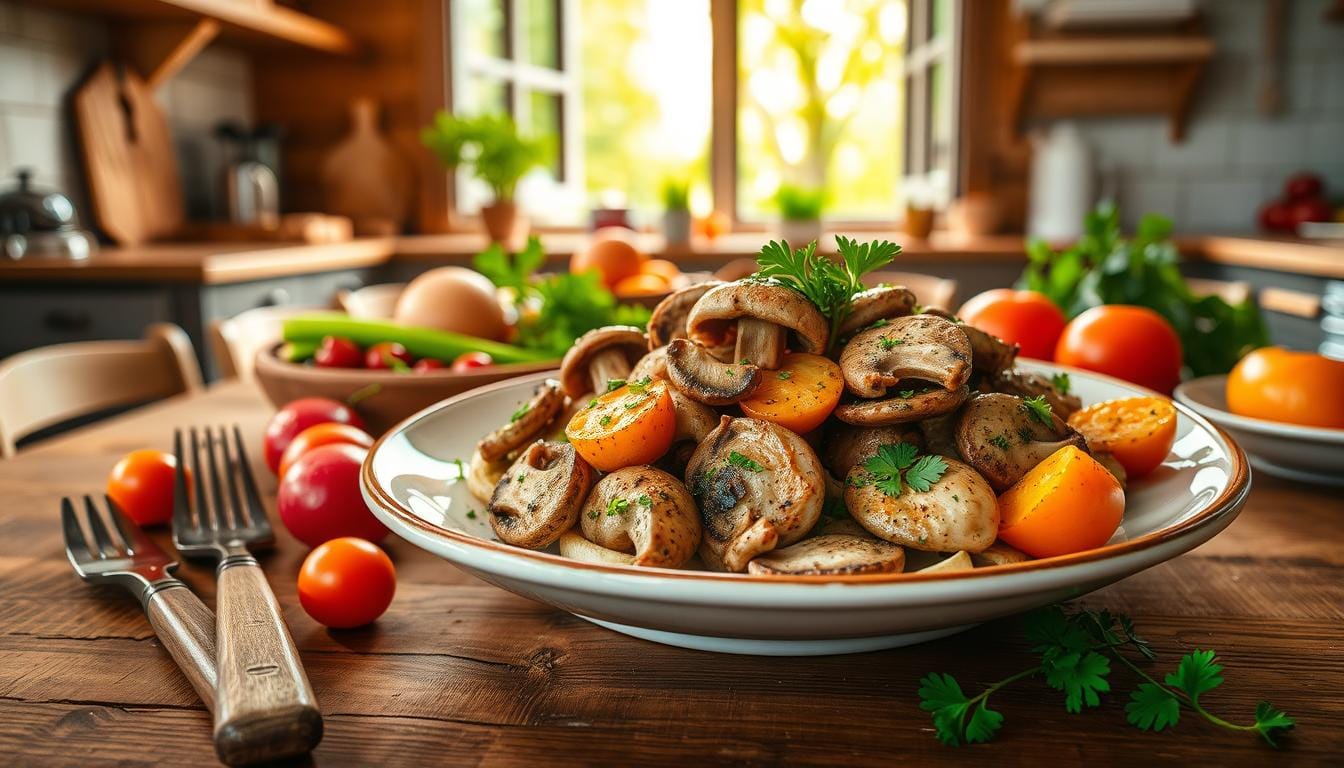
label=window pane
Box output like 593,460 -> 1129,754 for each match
579,0 -> 712,215
737,0 -> 907,220
460,75 -> 510,114
523,0 -> 561,69
526,88 -> 564,179
461,0 -> 507,59
931,0 -> 952,40
929,59 -> 951,176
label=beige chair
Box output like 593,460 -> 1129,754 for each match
865,271 -> 958,311
0,323 -> 203,457
209,304 -> 321,381
338,282 -> 405,319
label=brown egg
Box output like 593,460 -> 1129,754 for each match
393,267 -> 508,341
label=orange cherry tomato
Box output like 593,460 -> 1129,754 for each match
739,353 -> 843,434
1055,305 -> 1183,394
998,445 -> 1124,558
297,537 -> 396,628
1226,347 -> 1344,429
613,273 -> 670,297
640,258 -> 682,281
1068,397 -> 1177,479
958,289 -> 1067,360
278,422 -> 374,479
570,231 -> 646,289
107,449 -> 191,526
566,379 -> 676,471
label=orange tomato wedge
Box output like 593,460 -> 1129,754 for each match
998,445 -> 1124,558
739,353 -> 843,434
1067,396 -> 1176,479
566,379 -> 676,471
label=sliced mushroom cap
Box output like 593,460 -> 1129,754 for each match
648,281 -> 723,349
687,280 -> 829,363
1091,449 -> 1128,488
558,529 -> 636,566
837,286 -> 918,338
579,466 -> 701,568
833,384 -> 970,426
838,314 -> 972,398
685,416 -> 826,572
919,551 -> 974,573
970,540 -> 1032,567
629,345 -> 669,382
558,325 -> 649,398
746,534 -> 905,576
990,369 -> 1083,420
822,423 -> 925,478
844,456 -> 999,553
466,449 -> 509,504
954,392 -> 1088,492
488,441 -> 595,549
668,386 -> 719,443
917,411 -> 963,459
477,378 -> 566,461
960,324 -> 1018,378
666,338 -> 763,405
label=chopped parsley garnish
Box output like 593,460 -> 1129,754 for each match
623,398 -> 645,410
598,414 -> 612,426
1022,395 -> 1054,425
740,358 -> 751,365
727,451 -> 764,472
587,398 -> 599,409
606,497 -> 630,516
869,318 -> 890,329
862,442 -> 949,497
465,509 -> 477,520
510,403 -> 530,422
516,473 -> 527,483
878,336 -> 904,350
899,389 -> 917,398
638,494 -> 652,507
989,434 -> 1011,450
452,458 -> 466,477
1050,372 -> 1072,395
606,378 -> 626,392
627,376 -> 653,394
778,370 -> 792,380
587,510 -> 599,520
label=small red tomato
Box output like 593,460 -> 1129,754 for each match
313,336 -> 362,368
451,351 -> 493,371
298,537 -> 396,628
1284,172 -> 1323,201
412,358 -> 446,373
1258,199 -> 1294,232
278,422 -> 374,479
958,289 -> 1067,360
264,397 -> 366,474
365,342 -> 413,370
1289,197 -> 1333,228
107,449 -> 190,526
1055,305 -> 1183,394
277,443 -> 388,547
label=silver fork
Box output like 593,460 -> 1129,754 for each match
173,425 -> 322,766
61,494 -> 217,710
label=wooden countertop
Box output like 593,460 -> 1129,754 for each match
1,381 -> 1342,765
0,231 -> 1338,285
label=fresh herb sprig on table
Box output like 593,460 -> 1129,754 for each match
918,605 -> 1294,748
753,236 -> 900,353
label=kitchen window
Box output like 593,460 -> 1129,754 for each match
450,0 -> 958,227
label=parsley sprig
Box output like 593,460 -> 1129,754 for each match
919,606 -> 1295,748
1021,395 -> 1053,425
862,443 -> 948,497
1050,372 -> 1072,395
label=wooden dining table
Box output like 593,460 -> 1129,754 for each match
1,380 -> 1340,766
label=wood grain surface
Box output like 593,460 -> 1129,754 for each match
0,382 -> 1340,766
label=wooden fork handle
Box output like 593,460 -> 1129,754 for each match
213,557 -> 322,766
144,581 -> 218,712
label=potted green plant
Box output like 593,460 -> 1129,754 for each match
774,182 -> 825,245
421,112 -> 546,245
660,177 -> 691,246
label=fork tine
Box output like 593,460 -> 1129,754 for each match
232,424 -> 268,528
107,495 -> 156,557
83,495 -> 121,558
172,428 -> 192,533
204,426 -> 230,530
62,497 -> 92,562
190,427 -> 209,530
218,425 -> 245,528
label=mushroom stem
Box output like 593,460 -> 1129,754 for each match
588,348 -> 634,394
734,318 -> 788,369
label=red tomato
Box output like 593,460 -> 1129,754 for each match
1055,305 -> 1183,394
1290,197 -> 1333,228
451,351 -> 493,371
106,449 -> 190,526
957,289 -> 1066,360
1258,199 -> 1294,232
298,537 -> 396,628
1284,172 -> 1323,201
277,443 -> 388,547
264,397 -> 366,474
412,358 -> 446,372
365,341 -> 413,370
278,422 -> 374,479
313,336 -> 362,368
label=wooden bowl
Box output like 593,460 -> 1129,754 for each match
253,344 -> 558,435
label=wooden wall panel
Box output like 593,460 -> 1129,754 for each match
958,0 -> 1029,228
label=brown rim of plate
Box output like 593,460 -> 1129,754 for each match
361,368 -> 1251,586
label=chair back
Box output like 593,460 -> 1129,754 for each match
209,304 -> 320,381
338,282 -> 405,319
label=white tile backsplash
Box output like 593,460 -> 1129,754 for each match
1184,178 -> 1264,232
1234,118 -> 1312,170
0,42 -> 38,105
3,110 -> 61,184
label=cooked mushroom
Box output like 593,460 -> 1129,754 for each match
686,281 -> 829,369
970,540 -> 1031,567
579,466 -> 701,568
665,338 -> 763,405
669,387 -> 719,443
822,423 -> 925,478
960,324 -> 1018,378
558,325 -> 649,398
558,529 -> 635,566
629,345 -> 669,382
466,449 -> 509,504
1091,450 -> 1128,488
919,551 -> 973,573
954,392 -> 1088,492
990,369 -> 1083,420
477,378 -> 566,462
685,416 -> 826,572
917,411 -> 963,459
746,534 -> 905,576
844,457 -> 998,552
838,314 -> 971,399
836,286 -> 917,338
647,281 -> 723,349
488,441 -> 595,549
833,384 -> 970,426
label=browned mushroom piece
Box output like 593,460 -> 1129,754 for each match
476,378 -> 567,462
488,441 -> 595,549
834,385 -> 970,426
647,281 -> 723,349
684,416 -> 826,572
917,411 -> 963,459
465,449 -> 509,504
558,325 -> 649,398
836,286 -> 918,338
578,466 -> 701,568
844,456 -> 999,553
687,281 -> 829,369
665,338 -> 763,405
1091,449 -> 1128,488
821,423 -> 925,478
970,540 -> 1032,567
954,392 -> 1088,492
746,534 -> 905,576
629,345 -> 669,382
839,314 -> 972,399
990,369 -> 1083,420
668,387 -> 719,443
960,324 -> 1019,378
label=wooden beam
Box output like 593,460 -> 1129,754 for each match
117,18 -> 220,90
710,0 -> 737,227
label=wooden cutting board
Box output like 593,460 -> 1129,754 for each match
321,98 -> 413,235
73,61 -> 185,245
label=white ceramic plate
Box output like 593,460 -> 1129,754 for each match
363,362 -> 1249,656
1175,375 -> 1344,486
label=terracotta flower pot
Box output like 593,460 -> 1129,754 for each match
480,200 -> 529,249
